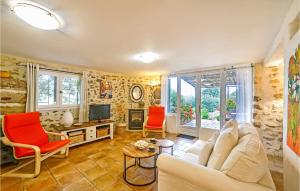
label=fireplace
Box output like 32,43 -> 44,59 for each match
128,109 -> 144,130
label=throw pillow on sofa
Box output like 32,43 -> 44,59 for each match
221,119 -> 238,131
220,133 -> 269,183
238,123 -> 259,138
185,131 -> 219,166
185,140 -> 214,166
207,121 -> 238,170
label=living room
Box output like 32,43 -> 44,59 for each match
0,0 -> 299,191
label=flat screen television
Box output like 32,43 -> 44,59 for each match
89,104 -> 110,121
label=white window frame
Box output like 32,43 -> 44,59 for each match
37,70 -> 81,110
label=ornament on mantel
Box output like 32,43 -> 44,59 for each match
61,109 -> 74,127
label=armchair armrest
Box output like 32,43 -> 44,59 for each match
1,137 -> 40,155
157,154 -> 273,191
45,131 -> 68,140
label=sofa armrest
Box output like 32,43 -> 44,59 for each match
157,154 -> 274,191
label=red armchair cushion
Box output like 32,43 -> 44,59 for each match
15,140 -> 70,158
147,106 -> 165,128
4,112 -> 69,158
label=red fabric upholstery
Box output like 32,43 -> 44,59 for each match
146,106 -> 165,129
4,112 -> 69,158
15,140 -> 70,158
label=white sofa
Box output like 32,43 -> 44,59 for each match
157,121 -> 276,191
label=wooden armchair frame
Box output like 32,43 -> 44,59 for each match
143,116 -> 166,138
1,130 -> 69,178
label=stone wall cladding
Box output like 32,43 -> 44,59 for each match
253,63 -> 284,158
0,54 -> 160,131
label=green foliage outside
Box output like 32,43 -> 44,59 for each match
201,108 -> 209,119
169,85 -> 237,123
201,88 -> 220,112
226,98 -> 236,111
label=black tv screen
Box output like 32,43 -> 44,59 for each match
89,104 -> 110,121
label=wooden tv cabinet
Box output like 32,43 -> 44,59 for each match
54,120 -> 114,147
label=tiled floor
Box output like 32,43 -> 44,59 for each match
1,127 -> 283,191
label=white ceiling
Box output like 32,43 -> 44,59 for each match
1,0 -> 292,75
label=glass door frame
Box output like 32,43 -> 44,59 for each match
177,74 -> 200,137
198,70 -> 226,130
176,70 -> 227,137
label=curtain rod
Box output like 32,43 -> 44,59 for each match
16,63 -> 82,75
39,68 -> 82,75
170,63 -> 254,76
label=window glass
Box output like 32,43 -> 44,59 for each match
37,71 -> 81,108
167,77 -> 177,113
62,77 -> 81,105
38,74 -> 57,106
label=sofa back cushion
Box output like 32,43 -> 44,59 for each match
207,121 -> 238,170
185,140 -> 213,166
238,123 -> 258,138
220,133 -> 269,183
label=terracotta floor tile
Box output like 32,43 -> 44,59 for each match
23,176 -> 59,191
56,170 -> 84,188
62,178 -> 93,191
75,160 -> 98,172
83,165 -> 108,181
0,177 -> 23,189
50,163 -> 77,177
93,173 -> 118,191
103,179 -> 132,191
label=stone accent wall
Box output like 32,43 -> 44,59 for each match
253,63 -> 284,158
0,54 -> 161,131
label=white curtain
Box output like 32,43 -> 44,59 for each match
235,67 -> 253,123
160,75 -> 168,113
79,71 -> 89,122
26,63 -> 39,112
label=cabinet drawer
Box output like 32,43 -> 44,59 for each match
86,127 -> 96,140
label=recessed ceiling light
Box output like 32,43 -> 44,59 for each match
10,1 -> 63,30
134,52 -> 159,63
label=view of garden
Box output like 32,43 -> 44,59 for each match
168,77 -> 237,129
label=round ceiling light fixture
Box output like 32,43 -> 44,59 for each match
133,52 -> 159,63
10,1 -> 63,30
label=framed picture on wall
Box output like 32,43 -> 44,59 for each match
100,79 -> 112,99
287,44 -> 300,156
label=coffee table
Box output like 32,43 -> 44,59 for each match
122,144 -> 159,186
156,139 -> 174,155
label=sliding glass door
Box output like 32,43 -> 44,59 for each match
200,73 -> 222,129
171,66 -> 252,137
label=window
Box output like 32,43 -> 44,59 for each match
167,76 -> 177,113
38,73 -> 57,106
38,70 -> 81,109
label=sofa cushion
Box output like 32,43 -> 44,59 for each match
207,123 -> 238,170
238,123 -> 258,138
185,140 -> 214,166
221,119 -> 238,132
180,153 -> 199,165
220,134 -> 269,183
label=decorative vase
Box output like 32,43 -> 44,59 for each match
61,109 -> 73,127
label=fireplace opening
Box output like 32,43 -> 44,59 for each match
128,109 -> 144,130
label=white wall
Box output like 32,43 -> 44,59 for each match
281,0 -> 300,190
283,30 -> 300,191
266,0 -> 300,190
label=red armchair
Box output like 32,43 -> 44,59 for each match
1,112 -> 70,178
143,106 -> 166,138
